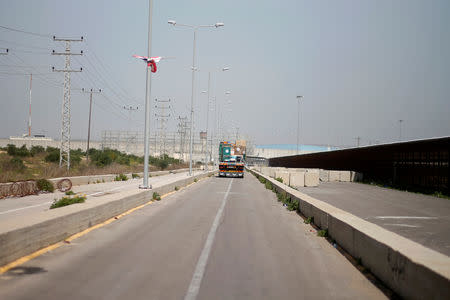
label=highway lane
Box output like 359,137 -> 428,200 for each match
0,173 -> 386,300
0,171 -> 201,224
296,181 -> 450,256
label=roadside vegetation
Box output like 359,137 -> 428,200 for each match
0,144 -> 188,183
50,193 -> 87,209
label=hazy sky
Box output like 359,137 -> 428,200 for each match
0,0 -> 449,147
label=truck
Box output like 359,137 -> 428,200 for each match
218,141 -> 246,178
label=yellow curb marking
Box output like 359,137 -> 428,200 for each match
0,173 -> 214,275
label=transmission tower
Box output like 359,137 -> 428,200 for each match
123,105 -> 139,154
154,98 -> 171,157
52,36 -> 83,170
177,116 -> 189,161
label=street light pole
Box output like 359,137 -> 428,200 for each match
141,0 -> 154,189
296,95 -> 303,154
188,29 -> 197,176
168,20 -> 224,176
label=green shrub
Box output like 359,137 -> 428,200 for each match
30,145 -> 45,156
46,146 -> 59,153
304,216 -> 314,224
317,229 -> 328,237
152,192 -> 161,201
174,186 -> 179,191
91,151 -> 113,167
114,174 -> 128,181
9,157 -> 26,170
265,181 -> 272,190
36,178 -> 54,192
7,144 -> 30,157
6,144 -> 17,156
287,199 -> 299,211
50,194 -> 86,209
258,176 -> 266,184
132,173 -> 140,179
65,190 -> 75,195
194,178 -> 198,183
156,159 -> 169,170
45,151 -> 60,163
275,177 -> 283,183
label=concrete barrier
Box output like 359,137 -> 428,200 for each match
247,168 -> 450,300
319,169 -> 329,182
304,172 -> 319,187
289,172 -> 305,188
47,168 -> 193,188
0,170 -> 216,267
350,171 -> 363,182
339,171 -> 351,182
329,170 -> 340,182
274,171 -> 290,185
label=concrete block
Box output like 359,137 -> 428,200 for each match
304,172 -> 319,187
274,171 -> 290,185
289,172 -> 305,188
329,171 -> 340,182
339,171 -> 351,182
350,171 -> 363,182
319,169 -> 329,182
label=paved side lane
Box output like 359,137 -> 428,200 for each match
296,181 -> 450,256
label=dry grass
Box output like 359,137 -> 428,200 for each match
0,151 -> 189,183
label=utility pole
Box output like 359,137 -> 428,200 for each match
355,136 -> 361,147
155,98 -> 171,157
28,73 -> 32,137
296,95 -> 303,154
52,36 -> 83,170
82,88 -> 101,162
398,119 -> 404,141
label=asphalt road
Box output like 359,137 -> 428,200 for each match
297,181 -> 450,256
0,173 -> 386,300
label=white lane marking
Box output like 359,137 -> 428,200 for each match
184,178 -> 233,300
373,216 -> 438,220
383,223 -> 422,228
88,186 -> 125,196
0,202 -> 53,215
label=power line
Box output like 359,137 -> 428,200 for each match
0,24 -> 52,38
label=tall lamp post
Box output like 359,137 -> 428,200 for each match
202,67 -> 229,171
141,0 -> 154,189
296,95 -> 303,154
168,20 -> 224,176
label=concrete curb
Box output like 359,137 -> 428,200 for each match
49,168 -> 194,187
247,168 -> 450,300
0,170 -> 216,267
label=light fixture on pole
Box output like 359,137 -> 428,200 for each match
168,19 -> 224,176
296,95 -> 303,154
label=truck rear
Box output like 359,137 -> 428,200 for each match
218,141 -> 245,178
